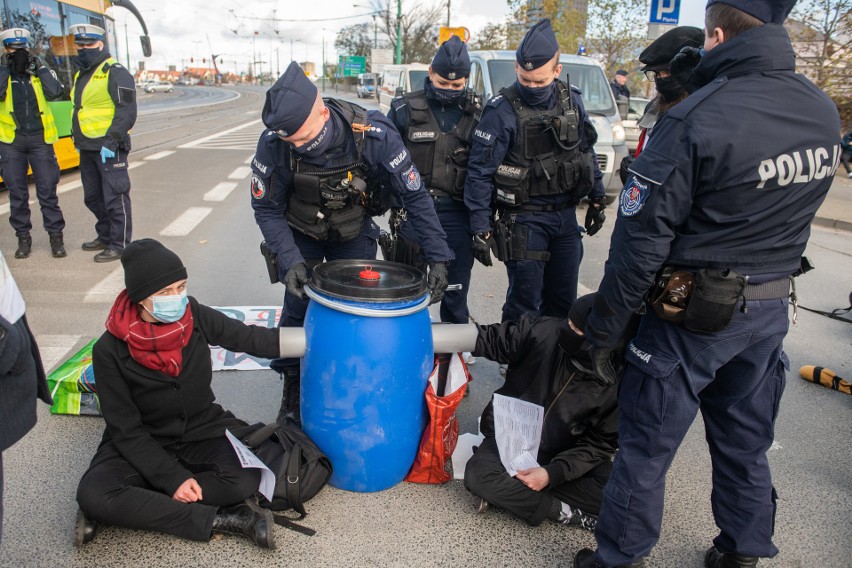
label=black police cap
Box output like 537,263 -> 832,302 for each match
262,61 -> 318,137
431,35 -> 471,80
639,26 -> 705,71
706,0 -> 797,24
516,19 -> 559,71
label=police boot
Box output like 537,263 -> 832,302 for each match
74,509 -> 98,547
704,547 -> 758,568
211,501 -> 275,549
15,234 -> 31,259
49,232 -> 67,258
574,549 -> 645,568
276,368 -> 301,426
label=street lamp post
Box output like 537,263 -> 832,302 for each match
395,0 -> 402,64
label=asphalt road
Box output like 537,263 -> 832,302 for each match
0,86 -> 850,567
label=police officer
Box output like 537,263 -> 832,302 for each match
251,61 -> 453,424
464,19 -> 606,323
69,24 -> 137,263
0,28 -> 66,259
575,1 -> 839,567
387,36 -> 480,329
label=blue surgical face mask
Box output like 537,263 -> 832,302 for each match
75,46 -> 102,70
292,118 -> 335,159
149,291 -> 189,323
516,81 -> 554,107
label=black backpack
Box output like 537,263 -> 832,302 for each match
240,419 -> 333,533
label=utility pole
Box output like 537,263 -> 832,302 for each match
446,0 -> 450,27
395,0 -> 402,64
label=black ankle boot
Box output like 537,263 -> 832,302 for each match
276,369 -> 301,426
212,501 -> 275,549
15,234 -> 31,259
49,232 -> 67,258
704,546 -> 758,568
74,509 -> 98,547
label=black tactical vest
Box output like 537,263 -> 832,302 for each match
286,99 -> 383,242
403,90 -> 481,200
492,80 -> 592,208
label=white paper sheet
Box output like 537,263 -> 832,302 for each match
493,394 -> 544,477
225,429 -> 276,502
452,432 -> 485,480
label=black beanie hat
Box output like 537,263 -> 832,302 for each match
121,239 -> 187,302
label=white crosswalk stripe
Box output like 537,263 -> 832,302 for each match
160,207 -> 213,237
178,119 -> 264,151
36,335 -> 83,373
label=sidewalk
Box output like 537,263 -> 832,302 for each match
815,172 -> 852,231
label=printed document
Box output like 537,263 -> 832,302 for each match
225,429 -> 275,502
493,394 -> 544,477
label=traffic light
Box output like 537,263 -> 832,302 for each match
190,57 -> 194,63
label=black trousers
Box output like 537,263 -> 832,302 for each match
464,436 -> 612,526
76,436 -> 260,542
0,135 -> 64,236
79,148 -> 132,252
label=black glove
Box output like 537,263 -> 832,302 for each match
589,345 -> 619,386
426,262 -> 449,305
584,197 -> 607,237
669,46 -> 702,94
283,262 -> 309,300
26,54 -> 39,75
619,155 -> 634,185
472,232 -> 494,267
0,53 -> 10,70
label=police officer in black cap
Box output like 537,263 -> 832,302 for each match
575,1 -> 839,567
0,28 -> 66,259
251,61 -> 453,425
464,19 -> 606,324
387,35 -> 481,331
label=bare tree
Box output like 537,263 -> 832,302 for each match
470,22 -> 510,50
335,23 -> 373,59
371,0 -> 445,63
585,0 -> 647,78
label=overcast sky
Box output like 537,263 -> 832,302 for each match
117,0 -> 708,75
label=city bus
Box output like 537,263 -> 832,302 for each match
0,0 -> 151,173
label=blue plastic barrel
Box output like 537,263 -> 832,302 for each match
301,260 -> 433,492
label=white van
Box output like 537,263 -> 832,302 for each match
378,63 -> 430,114
467,51 -> 628,195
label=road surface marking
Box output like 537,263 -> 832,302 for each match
84,267 -> 125,304
204,182 -> 238,202
244,154 -> 254,164
145,151 -> 175,160
160,207 -> 213,237
177,119 -> 263,149
228,166 -> 252,180
37,334 -> 83,372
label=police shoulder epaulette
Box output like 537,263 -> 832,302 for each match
666,77 -> 728,120
112,63 -> 124,69
486,93 -> 505,108
570,84 -> 583,95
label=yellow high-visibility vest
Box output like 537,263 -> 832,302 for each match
0,75 -> 59,144
71,58 -> 116,139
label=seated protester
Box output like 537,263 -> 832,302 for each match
75,239 -> 282,549
464,294 -> 635,531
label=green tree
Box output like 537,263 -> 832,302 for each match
585,0 -> 646,80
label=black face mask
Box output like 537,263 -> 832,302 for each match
75,46 -> 102,70
292,114 -> 337,159
654,76 -> 687,103
516,81 -> 554,107
9,49 -> 29,75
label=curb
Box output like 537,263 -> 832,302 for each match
812,216 -> 852,232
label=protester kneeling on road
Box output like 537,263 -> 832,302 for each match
464,294 -> 635,531
75,239 -> 282,548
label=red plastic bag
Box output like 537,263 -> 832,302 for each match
406,352 -> 472,484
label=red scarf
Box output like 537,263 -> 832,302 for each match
106,290 -> 194,377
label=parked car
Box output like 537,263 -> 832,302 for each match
466,50 -> 629,196
377,64 -> 429,114
144,81 -> 174,93
623,97 -> 651,156
136,80 -> 155,90
356,73 -> 376,99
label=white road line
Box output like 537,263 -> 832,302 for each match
244,110 -> 255,115
228,166 -> 252,180
244,154 -> 254,164
37,334 -> 83,372
177,119 -> 263,148
128,161 -> 144,170
203,181 -> 238,202
160,207 -> 213,237
145,150 -> 175,160
578,283 -> 594,296
84,267 -> 125,304
58,179 -> 83,194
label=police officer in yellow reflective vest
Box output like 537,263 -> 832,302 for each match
69,24 -> 137,263
0,28 -> 66,260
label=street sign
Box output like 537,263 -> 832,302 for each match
439,26 -> 470,44
338,55 -> 366,77
649,0 -> 680,24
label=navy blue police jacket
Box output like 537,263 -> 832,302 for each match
586,24 -> 841,347
464,83 -> 605,235
251,104 -> 453,276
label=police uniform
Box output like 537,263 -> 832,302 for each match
577,2 -> 840,567
69,24 -> 137,262
464,19 -> 606,323
0,28 -> 66,259
387,36 -> 481,325
251,62 -> 453,423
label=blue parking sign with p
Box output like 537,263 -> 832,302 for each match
649,0 -> 680,24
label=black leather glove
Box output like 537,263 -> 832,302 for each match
283,262 -> 309,301
584,197 -> 607,237
426,262 -> 449,305
669,46 -> 702,94
589,345 -> 619,386
472,232 -> 494,267
619,155 -> 634,185
25,54 -> 38,75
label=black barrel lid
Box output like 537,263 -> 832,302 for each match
310,259 -> 428,302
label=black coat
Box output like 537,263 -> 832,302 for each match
92,297 -> 279,495
473,316 -> 618,486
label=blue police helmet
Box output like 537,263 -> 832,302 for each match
431,35 -> 470,80
516,19 -> 559,71
706,0 -> 797,24
262,60 -> 319,137
0,28 -> 30,49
